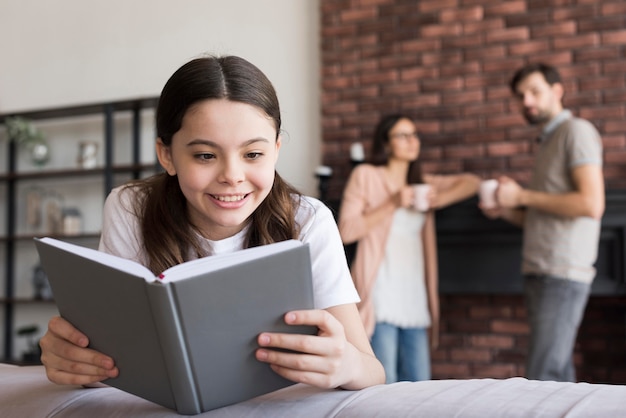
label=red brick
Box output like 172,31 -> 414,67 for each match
484,1 -> 527,16
339,6 -> 378,22
356,0 -> 394,6
575,47 -> 621,62
443,144 -> 485,159
601,2 -> 626,15
469,305 -> 514,319
431,363 -> 471,379
400,38 -> 442,53
605,121 -> 626,134
483,58 -> 526,75
470,334 -> 515,349
442,33 -> 484,48
443,89 -> 484,105
401,93 -> 441,108
579,17 -> 625,33
491,319 -> 529,334
440,61 -> 482,77
359,70 -> 398,85
463,18 -> 505,34
422,77 -> 464,92
486,26 -> 530,43
450,348 -> 493,363
553,5 -> 596,21
418,0 -> 458,13
603,29 -> 626,45
472,364 -> 518,379
423,51 -> 463,66
531,21 -> 577,38
380,82 -> 420,96
421,23 -> 463,38
400,66 -> 439,81
441,6 -> 484,23
578,104 -> 625,119
553,33 -> 601,50
508,40 -> 550,56
463,102 -> 507,117
533,50 -> 573,67
486,114 -> 523,129
464,45 -> 507,62
487,141 -> 530,157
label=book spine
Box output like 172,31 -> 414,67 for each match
146,283 -> 201,415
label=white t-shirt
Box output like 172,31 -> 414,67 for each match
373,208 -> 430,328
99,185 -> 359,310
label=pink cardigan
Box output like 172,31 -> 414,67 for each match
338,164 -> 398,337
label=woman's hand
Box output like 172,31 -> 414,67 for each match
39,316 -> 118,386
255,309 -> 366,389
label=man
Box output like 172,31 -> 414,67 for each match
482,63 -> 604,382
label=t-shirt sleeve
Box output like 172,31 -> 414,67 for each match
568,119 -> 603,168
98,186 -> 146,265
297,197 -> 360,310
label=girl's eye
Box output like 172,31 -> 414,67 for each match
246,151 -> 263,160
195,153 -> 215,161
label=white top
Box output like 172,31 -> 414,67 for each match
373,208 -> 430,328
99,185 -> 359,310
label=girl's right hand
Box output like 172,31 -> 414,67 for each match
39,316 -> 118,385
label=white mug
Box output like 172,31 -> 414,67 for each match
479,179 -> 499,209
412,184 -> 431,212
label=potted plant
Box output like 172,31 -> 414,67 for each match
5,116 -> 50,166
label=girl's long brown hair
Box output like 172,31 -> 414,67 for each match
125,56 -> 301,274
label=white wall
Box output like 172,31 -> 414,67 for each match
0,0 -> 320,360
0,0 -> 321,194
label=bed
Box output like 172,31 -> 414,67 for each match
2,363 -> 625,417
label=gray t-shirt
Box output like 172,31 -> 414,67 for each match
522,110 -> 603,283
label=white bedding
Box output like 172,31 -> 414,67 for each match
2,364 -> 625,417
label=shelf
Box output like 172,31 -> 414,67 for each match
0,298 -> 56,304
0,97 -> 158,122
0,163 -> 160,181
2,96 -> 159,363
0,232 -> 101,243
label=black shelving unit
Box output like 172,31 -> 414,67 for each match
0,97 -> 159,363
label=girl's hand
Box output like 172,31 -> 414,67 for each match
255,309 -> 357,389
39,316 -> 118,386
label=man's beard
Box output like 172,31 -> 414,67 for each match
523,108 -> 551,125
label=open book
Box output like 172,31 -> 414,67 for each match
35,237 -> 315,415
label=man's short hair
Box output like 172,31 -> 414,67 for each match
510,63 -> 562,94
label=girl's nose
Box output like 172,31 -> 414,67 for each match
218,158 -> 245,185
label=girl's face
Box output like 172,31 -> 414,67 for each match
387,118 -> 420,162
156,99 -> 280,241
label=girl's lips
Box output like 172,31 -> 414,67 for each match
211,194 -> 247,202
209,193 -> 250,208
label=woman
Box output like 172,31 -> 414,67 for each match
339,113 -> 479,382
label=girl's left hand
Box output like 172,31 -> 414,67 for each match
255,309 -> 355,389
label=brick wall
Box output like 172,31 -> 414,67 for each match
320,0 -> 626,383
320,0 -> 626,200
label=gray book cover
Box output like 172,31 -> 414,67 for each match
35,238 -> 315,415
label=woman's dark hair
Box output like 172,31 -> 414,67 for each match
510,62 -> 562,94
369,113 -> 422,183
127,55 -> 301,274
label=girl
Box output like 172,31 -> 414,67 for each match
338,114 -> 479,383
39,55 -> 385,390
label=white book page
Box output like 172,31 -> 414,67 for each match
38,237 -> 155,281
159,239 -> 302,283
38,237 -> 303,284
